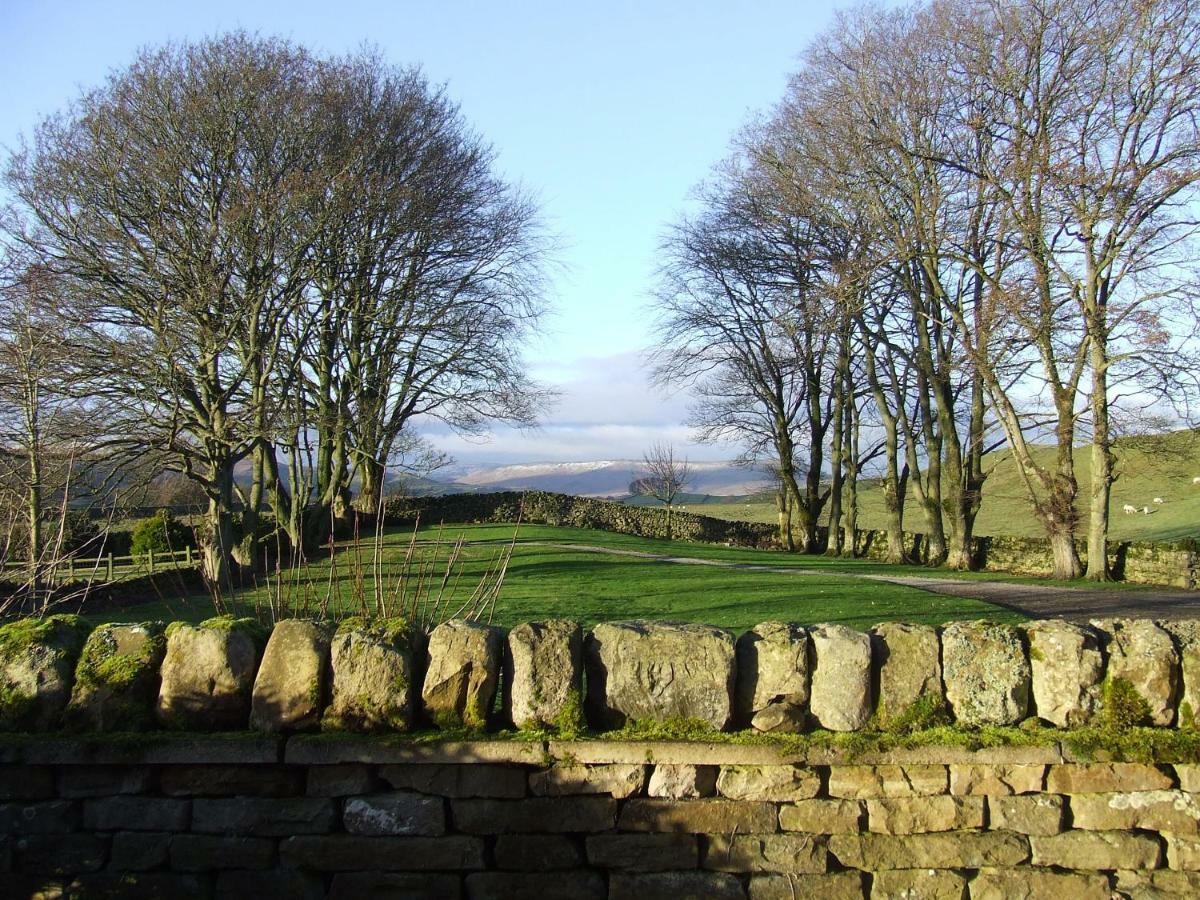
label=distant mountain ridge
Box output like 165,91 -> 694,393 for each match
442,459 -> 771,498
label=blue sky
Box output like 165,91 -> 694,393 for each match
2,0 -> 850,465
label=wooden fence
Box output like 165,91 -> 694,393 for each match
0,547 -> 199,583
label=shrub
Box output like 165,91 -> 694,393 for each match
130,511 -> 193,560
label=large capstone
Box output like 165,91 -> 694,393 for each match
323,618 -> 419,732
808,624 -> 872,732
422,619 -> 503,729
250,619 -> 332,733
942,621 -> 1030,726
585,621 -> 736,730
1092,618 -> 1180,726
0,615 -> 90,731
156,617 -> 264,730
871,622 -> 943,726
505,619 -> 583,730
65,621 -> 166,732
735,622 -> 809,731
1024,620 -> 1103,728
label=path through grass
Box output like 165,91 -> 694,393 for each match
89,523 -> 1022,630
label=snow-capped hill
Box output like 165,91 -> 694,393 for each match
452,459 -> 770,497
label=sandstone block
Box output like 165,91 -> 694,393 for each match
192,797 -> 335,836
648,764 -> 717,799
381,764 -> 527,799
58,766 -> 153,798
949,764 -> 1044,795
609,871 -> 744,900
618,798 -> 778,833
716,765 -> 820,802
702,833 -> 826,874
156,617 -> 264,730
827,765 -> 948,798
81,796 -> 189,832
586,834 -> 698,871
343,792 -> 444,835
529,764 -> 645,798
322,618 -> 418,732
871,622 -> 943,726
1046,763 -> 1172,794
328,872 -> 462,899
748,872 -> 864,900
65,622 -> 166,732
505,620 -> 582,730
423,619 -> 503,729
0,765 -> 54,799
778,799 -> 863,834
1177,764 -> 1200,793
451,797 -> 616,833
1167,834 -> 1200,870
13,833 -> 107,875
1029,830 -> 1162,869
1069,790 -> 1200,835
1165,620 -> 1200,728
160,764 -> 302,798
217,870 -> 324,900
585,621 -> 736,730
495,834 -> 584,870
0,799 -> 78,832
249,619 -> 331,733
867,795 -> 984,834
169,835 -> 274,871
987,794 -> 1064,835
969,868 -> 1111,900
110,831 -> 169,871
872,869 -> 966,899
0,615 -> 90,731
808,624 -> 872,731
1115,869 -> 1200,896
466,871 -> 605,900
1024,619 -> 1103,727
279,835 -> 484,871
941,621 -> 1029,726
828,831 -> 1029,870
736,622 -> 809,729
750,703 -> 807,733
306,764 -> 378,797
1092,618 -> 1180,726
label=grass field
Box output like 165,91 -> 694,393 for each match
675,429 -> 1200,543
88,523 -> 1024,631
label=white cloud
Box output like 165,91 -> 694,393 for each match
416,352 -> 739,465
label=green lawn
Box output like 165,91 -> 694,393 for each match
89,522 -> 1022,631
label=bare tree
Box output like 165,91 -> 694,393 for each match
631,442 -> 692,540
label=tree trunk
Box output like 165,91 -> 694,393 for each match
841,396 -> 859,557
1085,299 -> 1113,581
356,457 -> 386,516
1048,527 -> 1084,581
776,481 -> 794,551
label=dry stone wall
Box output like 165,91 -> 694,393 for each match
2,735 -> 1200,897
385,490 -> 1199,588
3,614 -> 1200,895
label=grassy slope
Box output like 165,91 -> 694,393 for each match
690,429 -> 1200,542
91,523 -> 1020,631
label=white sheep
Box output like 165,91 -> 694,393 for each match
1123,503 -> 1138,514
1143,506 -> 1153,514
1194,476 -> 1200,484
1153,497 -> 1165,504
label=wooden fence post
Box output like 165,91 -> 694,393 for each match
107,553 -> 114,581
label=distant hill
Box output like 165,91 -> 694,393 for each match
692,428 -> 1200,542
448,460 -> 771,498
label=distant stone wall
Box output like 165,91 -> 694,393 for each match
386,491 -> 1199,588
